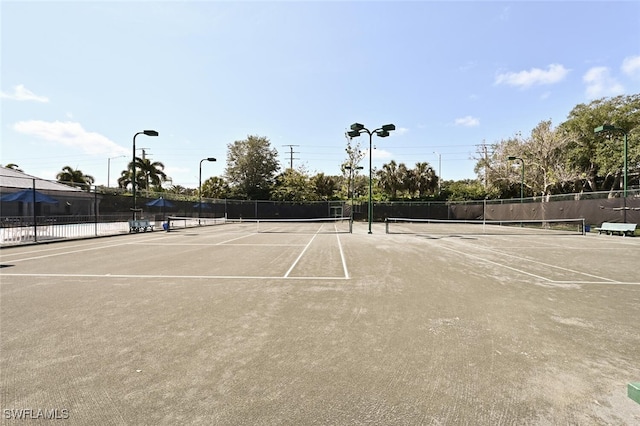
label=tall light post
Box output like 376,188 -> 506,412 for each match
507,156 -> 525,202
132,130 -> 158,221
347,122 -> 395,234
433,151 -> 442,195
107,155 -> 125,188
345,165 -> 363,221
595,124 -> 629,222
199,157 -> 217,219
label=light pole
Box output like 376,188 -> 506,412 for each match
107,155 -> 125,188
507,156 -> 525,202
347,122 -> 395,234
595,124 -> 629,222
345,165 -> 363,221
132,130 -> 158,221
199,157 -> 217,220
433,151 -> 442,195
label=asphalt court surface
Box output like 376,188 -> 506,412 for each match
1,222 -> 639,425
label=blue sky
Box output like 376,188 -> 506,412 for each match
2,0 -> 639,188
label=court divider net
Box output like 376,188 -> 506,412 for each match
167,216 -> 352,234
385,217 -> 586,235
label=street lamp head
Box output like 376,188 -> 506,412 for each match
347,130 -> 361,138
143,130 -> 159,137
206,157 -> 216,162
376,130 -> 390,138
350,123 -> 364,132
381,124 -> 396,132
507,156 -> 518,161
594,124 -> 617,134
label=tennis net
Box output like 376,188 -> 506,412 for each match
166,216 -> 352,234
385,217 -> 586,235
166,216 -> 227,231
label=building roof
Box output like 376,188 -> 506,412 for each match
0,166 -> 83,192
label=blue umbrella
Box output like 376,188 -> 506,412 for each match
0,188 -> 59,204
146,198 -> 174,208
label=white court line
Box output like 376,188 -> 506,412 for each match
337,233 -> 349,279
0,240 -> 138,263
284,233 -> 318,278
137,243 -> 306,247
444,238 -> 621,283
433,242 -> 630,285
0,273 -> 349,281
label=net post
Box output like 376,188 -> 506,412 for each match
166,217 -> 171,232
385,218 -> 389,234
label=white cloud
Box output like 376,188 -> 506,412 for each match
495,64 -> 569,88
621,55 -> 640,79
395,127 -> 409,135
365,148 -> 392,161
455,116 -> 480,127
13,120 -> 128,156
583,67 -> 624,99
0,84 -> 49,102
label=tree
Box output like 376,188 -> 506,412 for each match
136,157 -> 168,191
341,133 -> 366,196
3,163 -> 22,172
411,162 -> 438,198
166,185 -> 196,197
560,94 -> 640,193
117,157 -> 168,193
311,173 -> 338,200
56,166 -> 95,191
225,135 -> 280,200
201,176 -> 230,199
376,160 -> 404,199
443,179 -> 490,201
271,169 -> 318,202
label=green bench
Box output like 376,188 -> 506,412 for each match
128,219 -> 154,233
629,382 -> 640,405
594,222 -> 636,237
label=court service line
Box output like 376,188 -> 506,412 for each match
0,273 -> 349,281
284,233 -> 318,278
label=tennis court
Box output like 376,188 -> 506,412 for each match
1,220 -> 639,424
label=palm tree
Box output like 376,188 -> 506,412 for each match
136,157 -> 167,191
118,157 -> 167,193
56,166 -> 95,190
412,162 -> 438,198
376,160 -> 403,199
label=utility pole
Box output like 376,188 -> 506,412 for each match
282,145 -> 299,170
482,140 -> 488,189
